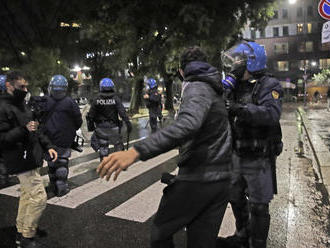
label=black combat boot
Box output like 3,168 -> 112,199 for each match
16,232 -> 22,248
216,229 -> 249,248
217,201 -> 250,248
16,228 -> 48,247
20,237 -> 44,248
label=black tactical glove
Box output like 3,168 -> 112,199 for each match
126,121 -> 132,134
229,103 -> 249,119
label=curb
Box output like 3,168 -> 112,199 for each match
297,107 -> 330,200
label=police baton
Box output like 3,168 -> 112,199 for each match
126,131 -> 130,150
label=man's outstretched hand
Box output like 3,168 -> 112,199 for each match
97,148 -> 140,181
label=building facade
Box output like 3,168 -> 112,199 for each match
242,0 -> 330,94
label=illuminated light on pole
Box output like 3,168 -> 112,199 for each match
289,0 -> 297,4
73,65 -> 81,72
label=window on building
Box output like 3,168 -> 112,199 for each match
273,10 -> 278,19
274,43 -> 289,54
297,7 -> 303,17
298,41 -> 314,52
319,58 -> 330,69
282,9 -> 288,18
259,29 -> 265,38
283,26 -> 289,36
251,29 -> 256,40
297,24 -> 304,34
276,61 -> 289,71
306,41 -> 313,52
307,6 -> 313,16
273,27 -> 279,37
299,60 -> 310,70
307,23 -> 312,33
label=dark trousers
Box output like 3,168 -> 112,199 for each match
151,180 -> 229,248
150,116 -> 158,133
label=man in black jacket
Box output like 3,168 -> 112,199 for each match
0,74 -> 9,187
0,71 -> 57,248
87,78 -> 132,161
39,75 -> 82,197
143,78 -> 162,133
97,46 -> 232,248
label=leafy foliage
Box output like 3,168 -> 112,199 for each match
21,48 -> 70,94
313,69 -> 330,86
0,0 -> 277,111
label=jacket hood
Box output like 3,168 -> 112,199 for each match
184,61 -> 223,95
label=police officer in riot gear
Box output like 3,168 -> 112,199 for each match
0,74 -> 9,187
218,40 -> 283,248
144,78 -> 162,133
41,75 -> 82,197
88,78 -> 132,161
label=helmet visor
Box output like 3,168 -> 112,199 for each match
221,51 -> 247,73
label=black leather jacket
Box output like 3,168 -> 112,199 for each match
134,61 -> 232,182
0,93 -> 54,174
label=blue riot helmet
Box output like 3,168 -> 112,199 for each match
48,75 -> 68,99
99,78 -> 115,92
147,78 -> 157,89
0,75 -> 6,92
221,41 -> 267,89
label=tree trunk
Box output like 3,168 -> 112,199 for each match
161,64 -> 174,114
129,77 -> 144,114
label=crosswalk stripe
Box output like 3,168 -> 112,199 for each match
105,168 -> 178,223
46,150 -> 179,208
0,137 -> 147,197
0,158 -> 100,198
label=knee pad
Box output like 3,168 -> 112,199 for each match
54,158 -> 69,169
55,167 -> 69,180
99,146 -> 110,158
249,203 -> 269,217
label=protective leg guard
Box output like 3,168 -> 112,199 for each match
54,158 -> 69,197
249,203 -> 270,248
150,116 -> 158,133
99,146 -> 110,161
99,137 -> 110,161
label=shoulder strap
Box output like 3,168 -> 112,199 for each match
251,79 -> 262,105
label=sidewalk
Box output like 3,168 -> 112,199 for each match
297,104 -> 330,198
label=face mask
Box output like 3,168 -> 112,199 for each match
13,88 -> 28,102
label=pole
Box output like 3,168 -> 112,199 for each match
304,66 -> 307,106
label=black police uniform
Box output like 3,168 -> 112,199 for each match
227,74 -> 283,248
88,91 -> 131,160
145,87 -> 162,133
40,95 -> 82,196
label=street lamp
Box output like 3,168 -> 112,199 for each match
289,0 -> 297,4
